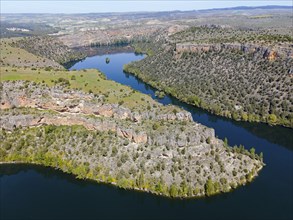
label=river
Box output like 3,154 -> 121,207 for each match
1,52 -> 292,220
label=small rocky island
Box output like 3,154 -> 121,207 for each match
0,79 -> 264,198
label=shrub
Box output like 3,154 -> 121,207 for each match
152,122 -> 160,130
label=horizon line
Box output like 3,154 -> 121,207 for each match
1,4 -> 292,15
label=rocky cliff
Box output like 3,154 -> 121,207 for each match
175,42 -> 293,61
0,80 -> 263,198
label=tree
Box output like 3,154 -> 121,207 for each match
155,180 -> 164,193
246,171 -> 254,182
259,152 -> 263,161
250,147 -> 255,158
205,178 -> 215,196
152,122 -> 159,130
223,137 -> 228,148
111,146 -> 118,156
169,184 -> 178,197
137,172 -> 145,188
267,114 -> 277,124
241,113 -> 248,121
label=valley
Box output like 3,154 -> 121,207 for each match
0,4 -> 292,220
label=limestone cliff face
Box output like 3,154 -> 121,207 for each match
175,42 -> 293,61
0,81 -> 192,123
0,81 -> 216,149
0,81 -> 197,147
0,80 -> 264,198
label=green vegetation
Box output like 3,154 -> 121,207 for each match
0,66 -> 156,109
12,36 -> 86,65
155,90 -> 166,99
171,26 -> 293,45
205,179 -> 219,196
0,124 -> 263,198
0,38 -> 62,69
125,27 -> 293,127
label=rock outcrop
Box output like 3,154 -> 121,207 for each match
1,81 -> 192,123
175,42 -> 293,61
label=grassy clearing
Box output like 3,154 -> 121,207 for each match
0,38 -> 61,69
0,66 -> 156,109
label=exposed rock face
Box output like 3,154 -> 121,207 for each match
0,81 -> 192,123
0,81 -> 210,149
175,43 -> 293,61
0,81 -> 194,146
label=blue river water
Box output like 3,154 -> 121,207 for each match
1,52 -> 292,220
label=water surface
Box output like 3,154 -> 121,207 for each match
1,53 -> 292,220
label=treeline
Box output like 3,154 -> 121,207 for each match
90,38 -> 131,47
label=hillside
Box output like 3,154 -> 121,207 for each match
124,26 -> 293,127
12,36 -> 86,65
0,38 -> 62,69
0,78 -> 263,198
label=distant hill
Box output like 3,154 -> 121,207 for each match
204,5 -> 292,11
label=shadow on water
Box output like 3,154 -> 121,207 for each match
0,164 -> 85,185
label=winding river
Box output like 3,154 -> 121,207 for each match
1,53 -> 292,220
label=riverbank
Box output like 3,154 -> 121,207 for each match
0,154 -> 264,199
123,64 -> 292,128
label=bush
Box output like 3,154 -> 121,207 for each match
152,122 -> 159,130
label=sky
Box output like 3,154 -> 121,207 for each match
1,0 -> 292,13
